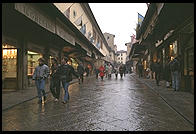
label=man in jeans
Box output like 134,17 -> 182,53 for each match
169,56 -> 181,91
56,57 -> 79,104
33,58 -> 50,104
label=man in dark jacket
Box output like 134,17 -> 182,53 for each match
56,57 -> 79,104
50,58 -> 60,102
154,59 -> 161,86
150,61 -> 155,79
137,61 -> 143,78
169,56 -> 181,91
77,63 -> 85,84
85,66 -> 89,77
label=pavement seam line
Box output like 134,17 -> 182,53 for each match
2,80 -> 79,112
131,74 -> 194,127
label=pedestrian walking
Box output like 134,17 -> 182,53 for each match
123,65 -> 126,76
50,57 -> 61,102
145,67 -> 151,79
99,65 -> 105,80
85,66 -> 89,77
169,56 -> 181,91
164,58 -> 171,88
95,68 -> 99,79
104,64 -> 109,78
56,57 -> 79,104
119,65 -> 124,79
108,64 -> 113,79
137,61 -> 143,78
114,66 -> 119,79
150,61 -> 155,79
77,63 -> 85,84
33,58 -> 50,104
154,59 -> 162,86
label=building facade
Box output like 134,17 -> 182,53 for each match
2,3 -> 104,91
130,3 -> 194,93
117,50 -> 127,65
53,3 -> 112,68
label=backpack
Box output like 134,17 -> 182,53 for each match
59,64 -> 71,80
170,59 -> 180,72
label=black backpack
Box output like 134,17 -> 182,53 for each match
59,64 -> 71,80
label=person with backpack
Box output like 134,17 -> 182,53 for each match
50,57 -> 61,102
33,58 -> 50,104
77,63 -> 85,84
169,56 -> 181,91
56,57 -> 79,104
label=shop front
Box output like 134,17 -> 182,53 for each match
2,44 -> 18,91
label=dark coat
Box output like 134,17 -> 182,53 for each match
164,63 -> 171,81
77,65 -> 85,75
154,62 -> 161,73
56,64 -> 78,82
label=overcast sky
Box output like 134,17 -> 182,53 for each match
89,3 -> 148,51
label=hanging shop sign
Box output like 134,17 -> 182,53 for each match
164,30 -> 174,41
14,3 -> 55,33
155,40 -> 163,47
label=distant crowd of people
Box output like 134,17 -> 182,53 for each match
136,55 -> 181,91
32,56 -> 129,104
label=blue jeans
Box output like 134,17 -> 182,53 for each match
62,80 -> 70,101
35,79 -> 46,101
171,71 -> 180,90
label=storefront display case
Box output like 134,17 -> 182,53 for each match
2,44 -> 17,90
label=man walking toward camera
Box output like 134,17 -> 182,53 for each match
56,57 -> 79,104
33,58 -> 50,104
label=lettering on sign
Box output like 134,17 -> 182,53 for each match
15,3 -> 55,33
155,40 -> 163,47
164,30 -> 174,40
56,20 -> 75,46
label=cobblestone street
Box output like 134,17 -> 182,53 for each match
2,74 -> 194,131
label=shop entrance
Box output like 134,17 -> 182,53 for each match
2,44 -> 17,91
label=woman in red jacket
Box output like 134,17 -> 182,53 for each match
99,65 -> 105,80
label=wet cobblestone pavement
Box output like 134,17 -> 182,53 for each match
2,74 -> 194,131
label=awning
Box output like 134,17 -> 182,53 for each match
151,3 -> 194,41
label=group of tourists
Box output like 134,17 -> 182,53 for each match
32,57 -> 91,104
96,64 -> 126,80
137,55 -> 181,91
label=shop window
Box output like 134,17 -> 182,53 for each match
73,10 -> 77,18
27,51 -> 42,76
69,58 -> 78,71
169,40 -> 178,60
2,44 -> 17,89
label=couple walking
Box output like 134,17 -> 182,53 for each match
33,57 -> 79,104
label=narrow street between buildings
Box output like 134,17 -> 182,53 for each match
2,74 -> 194,131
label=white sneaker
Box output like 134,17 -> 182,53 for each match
54,98 -> 58,102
